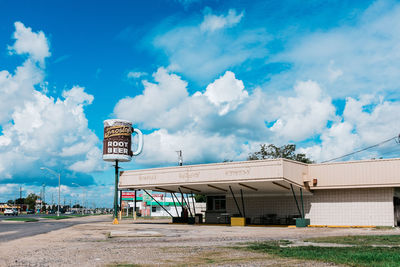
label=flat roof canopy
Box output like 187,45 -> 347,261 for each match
119,159 -> 311,195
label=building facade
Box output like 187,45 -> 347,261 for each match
119,158 -> 400,226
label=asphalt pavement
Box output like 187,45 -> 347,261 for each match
0,213 -> 56,219
0,215 -> 111,243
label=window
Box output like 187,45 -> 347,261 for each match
207,196 -> 226,211
152,206 -> 157,212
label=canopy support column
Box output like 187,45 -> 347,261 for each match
229,186 -> 242,217
178,188 -> 193,217
171,193 -> 179,216
143,189 -> 173,217
191,192 -> 196,215
240,189 -> 246,218
300,188 -> 305,219
290,184 -> 302,218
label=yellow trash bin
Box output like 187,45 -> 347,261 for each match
231,217 -> 246,226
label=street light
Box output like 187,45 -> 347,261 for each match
72,182 -> 85,215
40,167 -> 61,217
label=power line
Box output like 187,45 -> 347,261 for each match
322,134 -> 400,163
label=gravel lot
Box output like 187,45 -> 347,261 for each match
1,215 -> 399,266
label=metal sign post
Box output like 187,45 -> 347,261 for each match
102,119 -> 143,225
113,160 -> 119,224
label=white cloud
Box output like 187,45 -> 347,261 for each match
114,67 -> 189,130
269,80 -> 335,141
0,60 -> 44,124
200,9 -> 244,32
203,71 -> 248,115
8,22 -> 50,65
114,68 -> 271,165
0,22 -> 103,185
135,129 -> 242,166
268,2 -> 400,98
299,121 -> 358,162
0,88 -> 103,178
152,9 -> 269,83
299,95 -> 400,161
127,71 -> 147,79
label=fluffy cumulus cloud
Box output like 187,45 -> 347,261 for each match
269,80 -> 335,141
0,22 -> 103,186
300,95 -> 400,161
114,65 -> 343,166
203,71 -> 248,115
8,22 -> 50,65
115,3 -> 400,166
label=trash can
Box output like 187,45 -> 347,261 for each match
295,218 -> 310,227
188,217 -> 195,224
195,213 -> 203,224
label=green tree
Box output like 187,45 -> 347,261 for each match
15,198 -> 25,204
194,194 -> 206,203
25,193 -> 39,210
248,144 -> 313,163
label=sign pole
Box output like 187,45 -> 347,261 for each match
113,160 -> 119,224
103,119 -> 143,225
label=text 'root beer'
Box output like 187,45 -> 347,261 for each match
102,119 -> 143,162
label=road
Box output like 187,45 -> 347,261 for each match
0,213 -> 57,219
0,215 -> 111,242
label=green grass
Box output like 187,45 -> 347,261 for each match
305,235 -> 400,246
42,215 -> 71,220
41,214 -> 96,220
244,239 -> 400,267
3,217 -> 38,222
108,264 -> 141,267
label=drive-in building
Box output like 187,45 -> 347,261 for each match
119,158 -> 400,227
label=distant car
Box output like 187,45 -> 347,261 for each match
4,208 -> 18,216
26,209 -> 35,214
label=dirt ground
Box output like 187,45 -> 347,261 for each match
1,215 -> 399,267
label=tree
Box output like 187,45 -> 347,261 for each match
25,193 -> 39,210
194,194 -> 206,203
248,144 -> 313,163
15,198 -> 25,204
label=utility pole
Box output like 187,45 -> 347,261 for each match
176,150 -> 183,166
42,183 -> 46,209
19,187 -> 22,200
40,188 -> 42,211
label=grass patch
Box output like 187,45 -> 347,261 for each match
305,235 -> 400,246
245,240 -> 400,267
42,215 -> 71,220
4,217 -> 38,222
108,264 -> 142,267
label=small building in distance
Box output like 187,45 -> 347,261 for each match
121,191 -> 205,217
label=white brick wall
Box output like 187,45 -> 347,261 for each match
224,188 -> 394,226
308,188 -> 394,226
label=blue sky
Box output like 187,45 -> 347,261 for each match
1,0 -> 400,206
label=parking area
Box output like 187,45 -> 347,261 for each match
1,216 -> 399,266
